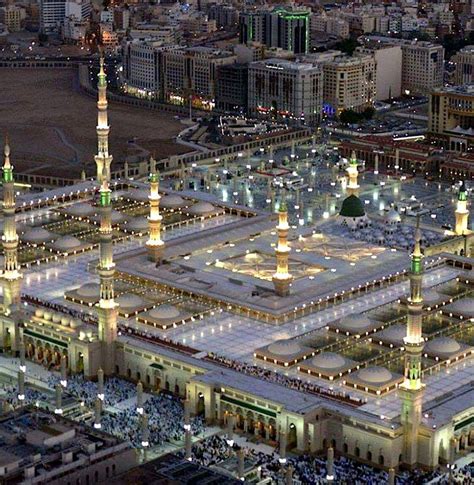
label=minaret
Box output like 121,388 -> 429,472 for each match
1,137 -> 22,311
96,168 -> 118,375
455,181 -> 469,236
272,199 -> 292,297
399,219 -> 425,467
146,157 -> 164,263
94,54 -> 113,184
346,150 -> 359,196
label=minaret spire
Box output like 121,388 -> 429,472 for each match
1,136 -> 22,311
346,150 -> 359,196
399,217 -> 425,466
94,51 -> 113,184
272,197 -> 292,297
96,165 -> 117,375
146,157 -> 165,263
454,181 -> 469,236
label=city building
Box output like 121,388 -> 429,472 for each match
321,53 -> 376,115
163,47 -> 236,110
39,0 -> 66,33
0,408 -> 137,483
359,37 -> 444,96
356,45 -> 402,101
207,3 -> 238,29
240,7 -> 311,55
452,45 -> 474,85
428,85 -> 474,153
65,0 -> 91,21
311,13 -> 350,39
122,40 -> 170,99
248,58 -> 323,125
0,6 -> 22,32
216,64 -> 248,114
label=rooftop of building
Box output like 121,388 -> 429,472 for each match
250,58 -> 321,72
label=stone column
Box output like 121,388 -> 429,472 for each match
94,397 -> 102,429
136,381 -> 144,414
55,384 -> 63,415
97,368 -> 104,401
237,449 -> 245,479
184,400 -> 192,460
388,468 -> 395,485
17,369 -> 25,403
60,355 -> 67,387
326,446 -> 334,482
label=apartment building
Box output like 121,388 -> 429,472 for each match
39,0 -> 66,32
428,85 -> 474,153
452,45 -> 474,85
240,7 -> 311,54
247,58 -> 323,125
122,40 -> 173,99
0,6 -> 22,32
356,45 -> 402,101
163,47 -> 236,110
321,53 -> 376,114
359,36 -> 444,96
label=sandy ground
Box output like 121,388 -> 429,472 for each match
0,69 -> 190,177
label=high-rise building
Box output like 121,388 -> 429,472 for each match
39,0 -> 66,32
0,6 -> 22,32
452,45 -> 474,85
247,58 -> 323,125
401,42 -> 444,95
65,0 -> 91,21
216,64 -> 248,114
240,7 -> 310,54
122,40 -> 170,99
428,85 -> 474,153
163,47 -> 236,110
356,45 -> 402,101
359,37 -> 444,96
321,53 -> 376,114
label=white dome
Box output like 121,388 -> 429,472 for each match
357,366 -> 393,384
126,217 -> 149,232
70,320 -> 81,329
127,188 -> 149,202
148,304 -> 180,320
448,298 -> 474,317
339,314 -> 372,330
22,227 -> 55,244
161,194 -> 186,209
76,282 -> 100,298
52,236 -> 82,251
267,339 -> 302,356
189,201 -> 216,216
426,337 -> 461,355
380,324 -> 406,341
66,203 -> 95,217
116,293 -> 145,309
244,253 -> 265,264
385,209 -> 401,224
92,210 -> 126,225
423,289 -> 440,305
35,308 -> 44,318
311,352 -> 346,370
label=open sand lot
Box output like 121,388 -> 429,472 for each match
0,68 -> 190,178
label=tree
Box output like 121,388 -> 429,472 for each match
339,109 -> 361,124
334,38 -> 360,56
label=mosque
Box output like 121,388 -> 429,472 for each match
0,57 -> 473,474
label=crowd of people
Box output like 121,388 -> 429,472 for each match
206,353 -> 364,406
101,393 -> 205,448
47,374 -> 136,407
186,435 -> 473,485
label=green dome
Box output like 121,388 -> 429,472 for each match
339,195 -> 365,218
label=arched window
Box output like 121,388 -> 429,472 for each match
379,455 -> 384,465
343,443 -> 348,453
355,447 -> 360,457
367,451 -> 372,462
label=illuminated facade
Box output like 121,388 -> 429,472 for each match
272,201 -> 292,297
96,170 -> 118,375
1,137 -> 21,311
399,222 -> 425,466
455,182 -> 470,236
94,55 -> 113,183
146,158 -> 164,263
346,150 -> 360,195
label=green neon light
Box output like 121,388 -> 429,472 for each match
3,167 -> 13,183
100,190 -> 111,207
411,256 -> 421,275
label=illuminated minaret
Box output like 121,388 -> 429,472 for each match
455,181 -> 469,236
94,54 -> 113,184
346,150 -> 359,195
96,168 -> 118,375
146,157 -> 164,263
399,219 -> 425,467
272,199 -> 292,297
1,137 -> 21,311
